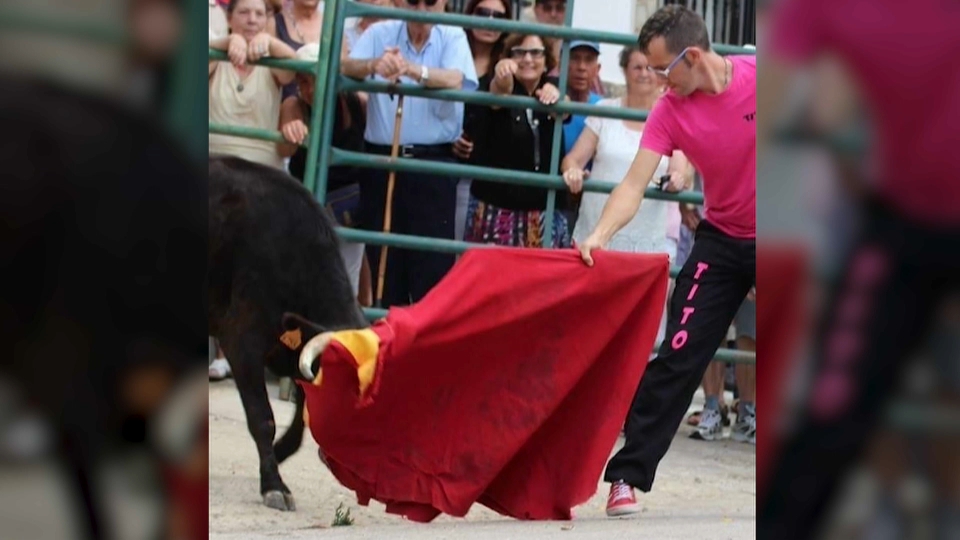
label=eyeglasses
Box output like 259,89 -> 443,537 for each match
473,7 -> 507,19
647,47 -> 690,79
406,0 -> 439,6
510,47 -> 546,59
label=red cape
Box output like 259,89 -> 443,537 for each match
299,248 -> 668,521
755,243 -> 810,500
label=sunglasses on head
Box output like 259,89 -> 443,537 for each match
473,7 -> 507,19
510,46 -> 545,59
406,0 -> 439,6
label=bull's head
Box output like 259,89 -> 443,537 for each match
279,313 -> 334,381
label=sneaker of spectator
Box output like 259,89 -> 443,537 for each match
209,358 -> 232,381
690,407 -> 724,441
731,403 -> 756,444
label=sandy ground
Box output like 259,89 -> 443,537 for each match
209,378 -> 756,539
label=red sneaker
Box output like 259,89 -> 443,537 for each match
606,481 -> 640,517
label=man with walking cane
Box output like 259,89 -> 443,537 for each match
342,0 -> 478,307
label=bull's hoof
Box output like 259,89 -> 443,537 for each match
263,490 -> 296,511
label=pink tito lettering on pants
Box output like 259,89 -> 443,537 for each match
672,264 -> 709,350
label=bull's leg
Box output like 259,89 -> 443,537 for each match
224,335 -> 296,511
273,384 -> 305,464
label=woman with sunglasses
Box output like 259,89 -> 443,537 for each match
457,0 -> 512,153
451,0 -> 512,240
464,33 -> 570,248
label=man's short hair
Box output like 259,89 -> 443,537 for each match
637,5 -> 711,55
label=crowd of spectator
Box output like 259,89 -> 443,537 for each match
208,0 -> 755,447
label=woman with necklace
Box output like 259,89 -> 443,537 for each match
209,0 -> 297,170
269,0 -> 322,47
268,0 -> 323,100
452,0 -> 512,240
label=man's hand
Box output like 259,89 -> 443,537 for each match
452,134 -> 473,160
373,46 -> 407,81
578,232 -> 605,267
562,168 -> 589,194
747,286 -> 756,302
281,119 -> 309,146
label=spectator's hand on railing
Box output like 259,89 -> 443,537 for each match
680,203 -> 701,231
374,47 -> 407,82
247,33 -> 273,63
452,133 -> 473,160
227,34 -> 249,67
535,83 -> 561,105
494,59 -> 518,83
663,170 -> 687,193
562,167 -> 589,194
281,119 -> 309,146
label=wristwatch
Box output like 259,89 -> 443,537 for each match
420,65 -> 430,83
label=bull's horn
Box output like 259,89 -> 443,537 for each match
299,331 -> 335,380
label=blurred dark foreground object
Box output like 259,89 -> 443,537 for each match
757,0 -> 960,538
0,75 -> 208,540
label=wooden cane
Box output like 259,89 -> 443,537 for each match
375,92 -> 404,307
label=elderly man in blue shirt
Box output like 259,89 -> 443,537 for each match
342,0 -> 478,307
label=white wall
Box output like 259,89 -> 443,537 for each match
570,0 -> 636,86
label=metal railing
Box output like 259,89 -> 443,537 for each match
208,0 -> 757,366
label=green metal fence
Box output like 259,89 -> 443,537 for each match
11,3 -> 959,432
208,0 -> 757,365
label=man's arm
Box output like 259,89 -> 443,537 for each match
427,29 -> 477,91
342,57 -> 380,80
402,63 -> 463,90
342,25 -> 382,80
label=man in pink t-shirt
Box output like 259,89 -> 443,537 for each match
577,6 -> 756,517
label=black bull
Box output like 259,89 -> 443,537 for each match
208,155 -> 368,510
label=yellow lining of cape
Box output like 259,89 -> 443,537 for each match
302,328 -> 381,426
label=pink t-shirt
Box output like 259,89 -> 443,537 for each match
769,0 -> 960,225
641,55 -> 756,239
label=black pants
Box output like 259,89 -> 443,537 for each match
759,200 -> 960,540
359,156 -> 459,307
605,220 -> 755,490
